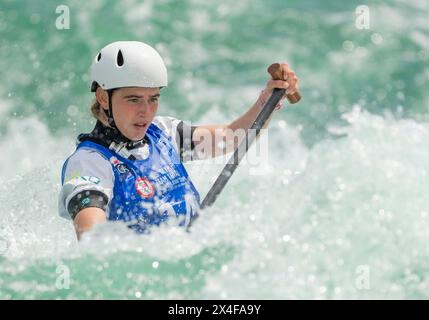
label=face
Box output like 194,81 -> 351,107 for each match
97,87 -> 160,141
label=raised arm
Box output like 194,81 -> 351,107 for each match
191,62 -> 299,159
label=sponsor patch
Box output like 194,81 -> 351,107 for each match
110,156 -> 130,175
135,177 -> 156,198
68,176 -> 100,185
80,176 -> 101,184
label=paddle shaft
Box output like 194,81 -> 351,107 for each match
188,63 -> 301,228
200,88 -> 285,210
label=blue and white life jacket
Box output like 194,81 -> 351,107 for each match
62,122 -> 200,233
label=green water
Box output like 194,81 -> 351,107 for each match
0,0 -> 428,299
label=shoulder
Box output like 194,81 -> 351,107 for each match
63,148 -> 112,182
151,116 -> 184,153
152,115 -> 198,162
152,115 -> 183,138
59,148 -> 114,220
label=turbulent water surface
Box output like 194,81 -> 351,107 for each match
0,0 -> 428,299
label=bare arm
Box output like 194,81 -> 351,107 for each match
191,92 -> 273,159
73,207 -> 107,240
192,63 -> 299,159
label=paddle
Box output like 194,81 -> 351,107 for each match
188,63 -> 301,228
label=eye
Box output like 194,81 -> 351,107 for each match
150,97 -> 159,103
128,98 -> 140,103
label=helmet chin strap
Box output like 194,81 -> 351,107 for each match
106,89 -> 117,129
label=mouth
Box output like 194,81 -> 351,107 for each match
133,122 -> 148,130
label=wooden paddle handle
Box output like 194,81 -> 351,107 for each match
267,63 -> 301,104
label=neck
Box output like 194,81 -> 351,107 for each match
78,120 -> 147,150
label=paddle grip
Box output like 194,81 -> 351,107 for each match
267,63 -> 301,104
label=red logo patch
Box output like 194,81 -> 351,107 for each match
135,177 -> 155,198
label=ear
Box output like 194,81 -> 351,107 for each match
95,87 -> 109,110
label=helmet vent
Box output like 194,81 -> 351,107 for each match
96,52 -> 101,62
116,50 -> 124,67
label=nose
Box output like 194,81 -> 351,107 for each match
136,100 -> 149,115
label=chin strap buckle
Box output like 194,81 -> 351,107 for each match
109,141 -> 133,160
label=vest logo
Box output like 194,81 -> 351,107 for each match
110,156 -> 130,174
135,177 -> 155,198
117,164 -> 129,174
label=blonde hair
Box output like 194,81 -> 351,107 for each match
90,98 -> 108,123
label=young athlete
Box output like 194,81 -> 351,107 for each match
58,41 -> 299,239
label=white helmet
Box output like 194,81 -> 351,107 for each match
90,41 -> 168,92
